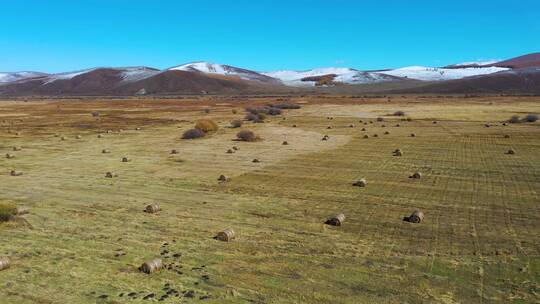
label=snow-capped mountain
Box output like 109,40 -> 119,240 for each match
169,62 -> 277,83
380,66 -> 509,81
0,71 -> 48,83
264,67 -> 398,87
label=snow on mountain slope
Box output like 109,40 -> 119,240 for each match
264,67 -> 397,87
446,60 -> 499,68
169,62 -> 275,83
380,66 -> 509,81
0,71 -> 48,83
118,67 -> 160,83
43,68 -> 97,84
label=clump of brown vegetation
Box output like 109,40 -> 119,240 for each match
393,110 -> 405,116
270,102 -> 301,109
236,130 -> 260,142
195,119 -> 219,133
245,112 -> 266,123
230,120 -> 243,128
525,114 -> 538,122
182,128 -> 206,139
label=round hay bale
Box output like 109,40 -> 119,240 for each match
226,149 -> 234,154
135,127 -> 141,131
410,133 -> 416,137
145,204 -> 160,213
10,170 -> 23,176
76,135 -> 82,139
507,149 -> 515,155
97,134 -> 103,138
15,132 -> 21,136
353,178 -> 367,187
0,257 -> 10,272
106,130 -> 112,134
102,149 -> 110,154
322,135 -> 329,141
170,149 -> 179,154
232,146 -> 239,151
252,158 -> 260,163
410,172 -> 422,179
373,134 -> 378,137
363,135 -> 369,139
349,124 -> 355,128
16,206 -> 30,215
361,128 -> 366,131
139,258 -> 163,274
282,141 -> 288,145
121,157 -> 131,162
218,175 -> 229,182
326,213 -> 345,226
406,210 -> 424,223
485,124 -> 490,128
504,135 -> 510,138
292,124 -> 297,128
5,153 -> 15,159
105,172 -> 116,178
327,126 -> 332,129
502,122 -> 507,126
384,131 -> 390,135
119,129 -> 124,132
216,228 -> 235,242
395,124 -> 400,127
381,124 -> 386,127
433,121 -> 438,124
60,136 -> 66,141
12,146 -> 22,151
393,149 -> 402,156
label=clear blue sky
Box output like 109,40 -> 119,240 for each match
1,0 -> 539,73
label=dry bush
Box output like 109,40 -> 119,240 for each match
0,201 -> 17,222
236,130 -> 260,142
393,110 -> 405,116
230,120 -> 243,128
377,117 -> 384,122
524,114 -> 538,122
231,109 -> 238,114
204,108 -> 211,114
245,112 -> 265,123
182,128 -> 206,139
195,119 -> 219,132
271,103 -> 301,109
267,107 -> 282,115
508,115 -> 521,123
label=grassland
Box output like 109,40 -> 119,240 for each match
0,96 -> 539,304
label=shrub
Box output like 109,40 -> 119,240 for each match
377,117 -> 384,122
236,130 -> 260,142
230,120 -> 243,128
524,114 -> 538,122
245,112 -> 265,123
393,110 -> 405,116
508,115 -> 521,123
0,201 -> 17,222
204,108 -> 211,114
267,107 -> 282,116
232,109 -> 238,114
271,103 -> 301,109
182,128 -> 206,139
195,119 -> 219,132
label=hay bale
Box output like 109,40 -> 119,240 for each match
381,124 -> 386,127
121,157 -> 131,162
10,170 -> 23,176
405,210 -> 424,223
410,172 -> 422,179
361,128 -> 366,131
327,126 -> 332,129
502,122 -> 507,126
12,146 -> 22,151
363,135 -> 369,139
218,175 -> 229,182
322,135 -> 329,141
349,124 -> 355,128
16,206 -> 30,215
97,134 -> 103,138
325,213 -> 345,226
135,127 -> 141,131
232,146 -> 239,151
504,135 -> 510,138
105,172 -> 116,178
410,133 -> 416,137
393,149 -> 402,156
139,258 -> 163,274
76,135 -> 82,139
252,158 -> 260,163
373,134 -> 378,137
171,149 -> 179,154
433,121 -> 438,124
292,124 -> 297,128
226,149 -> 234,154
282,141 -> 288,145
60,136 -> 66,141
384,131 -> 390,135
506,149 -> 515,155
353,178 -> 367,187
5,153 -> 15,159
106,130 -> 112,134
145,204 -> 160,213
216,228 -> 235,242
0,257 -> 10,272
395,124 -> 400,127
102,149 -> 111,153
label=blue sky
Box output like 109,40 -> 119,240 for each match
0,0 -> 539,73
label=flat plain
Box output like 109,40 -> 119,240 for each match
0,96 -> 539,303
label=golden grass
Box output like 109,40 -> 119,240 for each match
0,96 -> 539,303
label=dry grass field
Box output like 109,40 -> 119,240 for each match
0,96 -> 539,304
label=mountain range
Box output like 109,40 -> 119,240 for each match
1,53 -> 539,96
